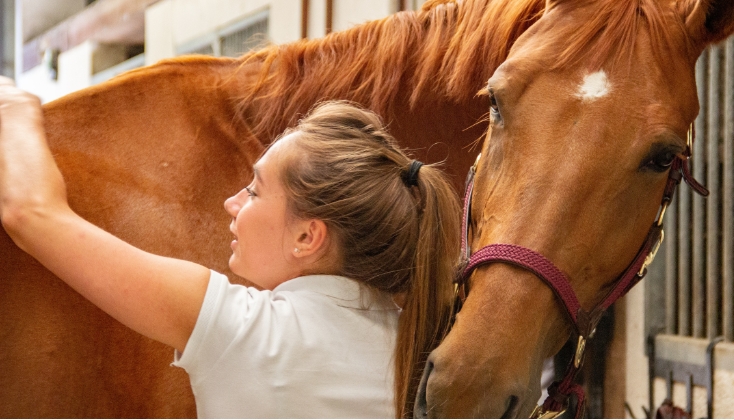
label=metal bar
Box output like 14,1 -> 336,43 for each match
686,374 -> 693,415
679,159 -> 692,336
648,335 -> 656,420
666,193 -> 678,334
724,37 -> 734,342
707,45 -> 721,340
693,51 -> 708,339
706,337 -> 724,418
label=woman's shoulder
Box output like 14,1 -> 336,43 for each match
273,274 -> 400,312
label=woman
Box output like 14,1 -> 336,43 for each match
0,76 -> 460,418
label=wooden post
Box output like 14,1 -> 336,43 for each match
325,0 -> 333,34
301,0 -> 309,39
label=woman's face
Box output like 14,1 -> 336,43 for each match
224,134 -> 300,289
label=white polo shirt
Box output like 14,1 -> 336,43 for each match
173,270 -> 399,418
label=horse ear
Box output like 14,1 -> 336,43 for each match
680,0 -> 734,48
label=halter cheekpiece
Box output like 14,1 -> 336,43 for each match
455,125 -> 709,419
402,160 -> 423,187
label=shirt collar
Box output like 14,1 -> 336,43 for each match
274,275 -> 399,311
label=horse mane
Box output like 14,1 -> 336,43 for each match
233,0 -> 545,141
231,0 -> 690,142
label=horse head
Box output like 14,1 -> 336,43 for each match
415,0 -> 734,417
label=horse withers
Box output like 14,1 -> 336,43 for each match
415,0 -> 734,417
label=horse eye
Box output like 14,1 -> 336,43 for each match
647,151 -> 676,172
489,89 -> 501,119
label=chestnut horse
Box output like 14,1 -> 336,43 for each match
1,0 -> 731,418
414,0 -> 734,418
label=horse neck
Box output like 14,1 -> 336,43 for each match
234,0 -> 545,142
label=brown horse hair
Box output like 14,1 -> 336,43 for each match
228,0 -> 693,145
233,0 -> 544,143
274,101 -> 461,418
547,0 -> 692,72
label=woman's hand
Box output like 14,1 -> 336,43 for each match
0,77 -> 209,353
0,76 -> 43,116
0,76 -> 67,224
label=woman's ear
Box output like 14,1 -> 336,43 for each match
679,0 -> 734,51
291,219 -> 329,258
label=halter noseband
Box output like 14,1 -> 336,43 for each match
455,126 -> 709,418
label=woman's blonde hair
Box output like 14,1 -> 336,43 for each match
277,101 -> 460,418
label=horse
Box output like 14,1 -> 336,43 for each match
2,0 -> 729,417
413,0 -> 734,417
0,1 -> 497,417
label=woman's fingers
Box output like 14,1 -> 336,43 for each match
0,77 -> 41,110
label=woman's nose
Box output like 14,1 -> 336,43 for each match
224,190 -> 245,217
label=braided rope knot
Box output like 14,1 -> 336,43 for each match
542,380 -> 585,418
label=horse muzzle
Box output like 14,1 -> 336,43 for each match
414,352 -> 538,418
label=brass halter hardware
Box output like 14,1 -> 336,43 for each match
637,230 -> 664,277
573,336 -> 586,369
530,405 -> 567,419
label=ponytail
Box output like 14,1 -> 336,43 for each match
394,166 -> 461,418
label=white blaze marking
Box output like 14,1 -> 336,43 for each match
577,71 -> 610,101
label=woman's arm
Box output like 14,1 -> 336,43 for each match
0,77 -> 209,353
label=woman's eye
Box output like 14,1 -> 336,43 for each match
245,186 -> 256,197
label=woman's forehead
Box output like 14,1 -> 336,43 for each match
255,132 -> 301,184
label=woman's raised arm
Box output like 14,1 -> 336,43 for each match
0,77 -> 209,353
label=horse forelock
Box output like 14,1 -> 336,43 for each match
546,0 -> 692,73
233,0 -> 548,143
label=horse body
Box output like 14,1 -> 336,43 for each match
0,4 -> 491,416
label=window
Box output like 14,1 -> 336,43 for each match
177,10 -> 269,58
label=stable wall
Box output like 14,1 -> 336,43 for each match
144,0 -> 402,66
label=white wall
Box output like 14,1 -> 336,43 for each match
18,40 -> 131,104
57,40 -> 93,97
145,0 -> 405,66
17,40 -> 93,103
306,0 -> 326,39
145,0 -> 304,66
21,0 -> 86,42
17,64 -> 61,103
331,0 -> 394,32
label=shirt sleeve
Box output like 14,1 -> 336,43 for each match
172,270 -> 272,381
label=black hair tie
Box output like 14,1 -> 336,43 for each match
402,160 -> 423,187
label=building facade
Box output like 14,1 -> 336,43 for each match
14,0 -> 426,103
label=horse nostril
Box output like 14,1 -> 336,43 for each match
501,395 -> 521,419
413,360 -> 433,419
